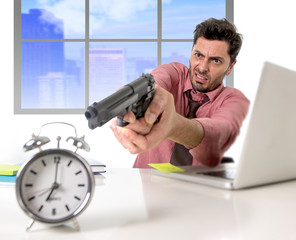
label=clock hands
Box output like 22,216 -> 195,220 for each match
23,186 -> 52,198
45,182 -> 60,201
46,157 -> 60,201
53,157 -> 60,183
33,187 -> 53,196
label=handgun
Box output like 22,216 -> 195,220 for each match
85,73 -> 155,130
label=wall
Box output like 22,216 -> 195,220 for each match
1,0 -> 295,167
226,0 -> 296,160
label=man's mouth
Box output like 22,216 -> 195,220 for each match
194,71 -> 208,83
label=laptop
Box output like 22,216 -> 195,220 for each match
153,62 -> 296,190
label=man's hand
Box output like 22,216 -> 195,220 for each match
110,85 -> 204,154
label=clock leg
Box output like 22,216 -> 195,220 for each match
72,217 -> 80,231
26,219 -> 35,231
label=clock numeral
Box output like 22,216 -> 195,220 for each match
28,196 -> 35,201
75,170 -> 82,175
30,170 -> 37,175
52,208 -> 56,215
25,184 -> 33,187
54,156 -> 61,164
78,184 -> 85,187
67,160 -> 72,167
74,196 -> 81,201
65,204 -> 70,211
38,205 -> 44,212
41,159 -> 46,167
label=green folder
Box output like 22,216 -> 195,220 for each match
0,164 -> 20,176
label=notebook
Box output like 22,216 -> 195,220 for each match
153,62 -> 296,189
0,159 -> 105,185
87,158 -> 106,174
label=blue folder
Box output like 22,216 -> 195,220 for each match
0,175 -> 16,184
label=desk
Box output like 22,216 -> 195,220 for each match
1,168 -> 296,239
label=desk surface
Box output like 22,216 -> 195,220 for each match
1,168 -> 296,239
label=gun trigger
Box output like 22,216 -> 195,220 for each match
117,117 -> 129,127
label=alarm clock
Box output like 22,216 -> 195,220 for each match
15,122 -> 95,231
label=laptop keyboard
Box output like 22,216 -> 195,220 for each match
199,169 -> 237,180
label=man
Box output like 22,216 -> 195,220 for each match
110,18 -> 250,168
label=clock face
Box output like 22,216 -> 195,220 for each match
16,149 -> 95,224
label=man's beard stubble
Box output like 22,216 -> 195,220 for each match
189,64 -> 229,93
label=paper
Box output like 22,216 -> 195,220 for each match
148,163 -> 185,173
0,164 -> 20,176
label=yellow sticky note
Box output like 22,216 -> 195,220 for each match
0,164 -> 20,176
148,163 -> 185,173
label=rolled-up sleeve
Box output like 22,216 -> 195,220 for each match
190,89 -> 250,167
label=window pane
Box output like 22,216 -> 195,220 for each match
162,42 -> 192,67
89,42 -> 157,103
21,0 -> 85,39
162,0 -> 225,39
21,42 -> 85,108
89,0 -> 157,39
16,0 -> 229,114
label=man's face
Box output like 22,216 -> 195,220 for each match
189,37 -> 236,93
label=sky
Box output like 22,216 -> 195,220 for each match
22,0 -> 225,39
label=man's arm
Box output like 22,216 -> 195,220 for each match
167,113 -> 204,148
110,84 -> 204,154
189,90 -> 250,167
110,84 -> 249,167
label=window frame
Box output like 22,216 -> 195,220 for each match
14,0 -> 233,114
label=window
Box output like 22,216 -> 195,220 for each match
14,0 -> 233,114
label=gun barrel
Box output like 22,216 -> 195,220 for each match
85,73 -> 155,129
85,86 -> 134,129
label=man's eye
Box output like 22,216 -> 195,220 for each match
195,53 -> 202,58
213,59 -> 221,64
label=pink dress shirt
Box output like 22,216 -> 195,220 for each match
133,62 -> 250,168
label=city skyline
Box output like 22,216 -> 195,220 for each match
21,8 -> 190,108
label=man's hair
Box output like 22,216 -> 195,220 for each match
193,18 -> 243,63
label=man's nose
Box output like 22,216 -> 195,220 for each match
198,59 -> 209,73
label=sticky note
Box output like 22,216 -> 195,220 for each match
0,164 -> 21,176
148,163 -> 185,173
